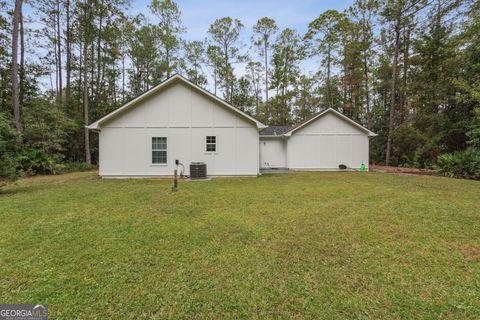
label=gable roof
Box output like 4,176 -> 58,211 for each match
283,108 -> 377,137
87,74 -> 267,130
260,126 -> 292,136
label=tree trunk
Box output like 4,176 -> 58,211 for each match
66,0 -> 72,109
19,8 -> 25,106
11,0 -> 23,133
281,50 -> 289,125
112,59 -> 117,103
264,40 -> 268,103
146,62 -> 150,91
326,42 -> 332,108
399,27 -> 410,124
364,53 -> 371,128
213,56 -> 217,95
255,78 -> 259,115
90,42 -> 94,96
166,47 -> 171,78
361,10 -> 371,128
224,44 -> 229,101
342,61 -> 347,112
54,14 -> 59,101
385,21 -> 401,166
56,0 -> 62,107
122,52 -> 125,102
79,41 -> 83,112
95,3 -> 103,103
83,3 -> 91,164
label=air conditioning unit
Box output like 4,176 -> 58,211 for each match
190,162 -> 207,179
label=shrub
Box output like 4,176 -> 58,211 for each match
467,108 -> 480,149
17,148 -> 60,175
17,148 -> 97,176
53,162 -> 97,174
436,148 -> 480,180
0,112 -> 21,190
22,97 -> 75,157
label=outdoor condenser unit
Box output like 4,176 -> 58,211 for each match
190,162 -> 207,179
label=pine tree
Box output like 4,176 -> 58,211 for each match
252,17 -> 277,104
208,17 -> 244,102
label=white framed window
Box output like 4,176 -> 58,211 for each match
206,136 -> 216,152
152,137 -> 167,164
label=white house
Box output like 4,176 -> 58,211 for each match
260,108 -> 377,171
88,74 -> 376,178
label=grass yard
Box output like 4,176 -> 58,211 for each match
0,171 -> 479,319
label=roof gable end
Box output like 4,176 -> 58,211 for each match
87,74 -> 267,130
284,108 -> 377,137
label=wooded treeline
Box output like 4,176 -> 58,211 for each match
1,0 -> 479,180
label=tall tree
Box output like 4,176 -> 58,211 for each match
252,17 -> 277,104
182,40 -> 207,86
306,10 -> 345,109
65,0 -> 72,109
337,16 -> 364,118
295,74 -> 319,121
55,0 -> 62,107
245,61 -> 263,116
270,28 -> 304,125
231,76 -> 255,113
150,0 -> 184,78
125,18 -> 161,95
34,0 -> 64,106
350,0 -> 378,127
381,0 -> 426,165
206,45 -> 222,95
11,0 -> 23,133
82,0 -> 93,164
208,17 -> 244,102
19,5 -> 24,106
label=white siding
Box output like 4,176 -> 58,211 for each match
98,81 -> 259,177
259,138 -> 287,168
286,112 -> 370,170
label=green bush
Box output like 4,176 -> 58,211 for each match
18,148 -> 60,175
0,112 -> 21,189
53,162 -> 97,174
437,148 -> 480,180
18,148 -> 97,176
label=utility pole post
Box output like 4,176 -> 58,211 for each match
172,169 -> 178,192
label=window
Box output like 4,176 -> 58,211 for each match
206,136 -> 216,152
152,137 -> 167,164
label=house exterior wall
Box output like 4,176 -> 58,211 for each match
259,138 -> 287,168
286,112 -> 370,170
98,81 -> 259,177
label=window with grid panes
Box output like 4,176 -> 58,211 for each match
152,137 -> 167,164
206,136 -> 216,152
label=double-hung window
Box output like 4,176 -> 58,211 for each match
152,137 -> 167,164
206,136 -> 216,152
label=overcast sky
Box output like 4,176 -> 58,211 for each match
130,0 -> 355,90
25,0 -> 355,92
131,0 -> 353,40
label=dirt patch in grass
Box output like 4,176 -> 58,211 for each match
454,243 -> 480,262
371,165 -> 437,176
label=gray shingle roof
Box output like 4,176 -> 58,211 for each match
260,126 -> 292,136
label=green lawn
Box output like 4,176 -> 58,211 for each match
0,171 -> 479,319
